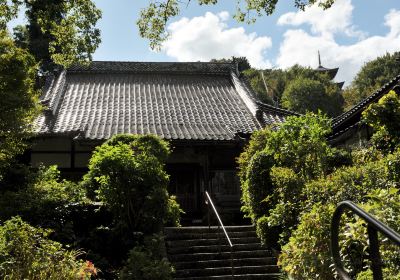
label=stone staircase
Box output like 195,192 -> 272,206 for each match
165,225 -> 280,280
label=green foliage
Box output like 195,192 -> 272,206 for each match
241,150 -> 274,220
243,64 -> 343,115
279,160 -> 400,279
385,148 -> 400,183
0,165 -> 87,226
119,234 -> 173,280
0,30 -> 40,177
266,113 -> 333,179
239,112 -> 336,229
165,195 -> 185,227
242,68 -> 286,104
1,0 -> 102,69
83,134 -> 173,233
210,56 -> 251,72
0,216 -> 95,280
362,90 -> 400,152
343,52 -> 400,109
279,203 -> 336,280
138,0 -> 335,49
281,77 -> 343,116
256,216 -> 280,248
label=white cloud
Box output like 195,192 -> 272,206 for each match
276,1 -> 400,85
162,12 -> 272,68
277,0 -> 365,39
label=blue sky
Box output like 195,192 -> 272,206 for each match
9,0 -> 400,84
92,0 -> 400,84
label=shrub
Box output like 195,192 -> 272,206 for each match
119,234 -> 173,280
279,203 -> 336,280
265,167 -> 304,245
82,134 -> 174,233
165,195 -> 185,227
0,217 -> 96,280
255,216 -> 280,248
279,187 -> 400,280
362,90 -> 400,152
241,150 -> 274,221
0,165 -> 87,226
385,148 -> 400,184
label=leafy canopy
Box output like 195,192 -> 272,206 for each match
1,0 -> 101,68
138,0 -> 336,50
362,89 -> 400,152
243,64 -> 343,116
343,52 -> 400,110
82,134 -> 172,233
0,216 -> 96,280
0,30 -> 40,176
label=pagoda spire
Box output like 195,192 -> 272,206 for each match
318,50 -> 321,67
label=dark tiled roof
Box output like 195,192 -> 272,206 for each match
315,66 -> 339,80
36,61 -> 290,141
332,74 -> 400,129
330,74 -> 400,140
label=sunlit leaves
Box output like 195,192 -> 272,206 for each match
138,0 -> 335,50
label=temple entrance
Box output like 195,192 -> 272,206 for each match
167,164 -> 202,219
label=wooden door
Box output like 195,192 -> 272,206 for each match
167,164 -> 201,216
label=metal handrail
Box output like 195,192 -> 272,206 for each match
205,191 -> 234,278
331,200 -> 400,280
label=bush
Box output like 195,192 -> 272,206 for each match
119,234 -> 173,280
82,134 -> 175,233
165,195 -> 185,227
0,165 -> 87,226
265,167 -> 304,245
279,203 -> 336,280
0,217 -> 96,280
279,187 -> 400,280
255,216 -> 280,248
362,90 -> 400,152
241,150 -> 274,221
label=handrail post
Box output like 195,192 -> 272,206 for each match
367,225 -> 383,280
204,191 -> 234,278
331,200 -> 400,280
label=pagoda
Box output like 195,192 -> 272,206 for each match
315,51 -> 344,89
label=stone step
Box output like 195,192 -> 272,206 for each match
165,226 -> 254,235
166,226 -> 279,280
173,257 -> 277,270
166,230 -> 257,241
168,243 -> 263,255
174,273 -> 281,280
169,250 -> 273,262
166,236 -> 260,247
175,265 -> 279,278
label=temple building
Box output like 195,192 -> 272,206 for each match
30,61 -> 295,223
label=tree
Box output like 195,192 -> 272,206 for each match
0,216 -> 96,280
0,0 -> 101,175
82,134 -> 171,233
210,56 -> 251,72
343,52 -> 400,110
2,0 -> 102,70
362,89 -> 400,153
242,68 -> 286,105
281,76 -> 343,116
138,0 -> 336,49
243,64 -> 343,115
0,30 -> 40,178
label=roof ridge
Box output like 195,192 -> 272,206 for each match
256,101 -> 300,116
332,74 -> 400,128
67,61 -> 236,74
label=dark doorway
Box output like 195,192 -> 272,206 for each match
167,164 -> 202,219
